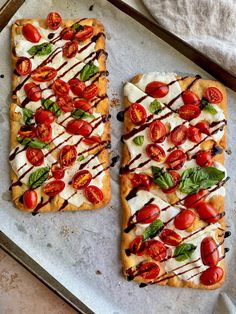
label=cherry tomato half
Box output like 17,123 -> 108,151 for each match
60,27 -> 76,40
160,229 -> 182,246
200,266 -> 223,286
66,119 -> 92,137
129,236 -> 146,256
82,83 -> 99,100
166,149 -> 187,170
15,57 -> 32,76
23,190 -> 38,209
31,66 -> 57,82
138,262 -> 160,280
136,204 -> 160,224
128,103 -> 147,125
130,173 -> 152,191
82,135 -> 101,145
68,78 -> 86,96
146,144 -> 166,162
161,170 -> 180,194
22,23 -> 41,43
178,104 -> 201,121
196,202 -> 220,223
84,185 -> 104,204
18,125 -> 36,138
195,121 -> 210,135
24,82 -> 41,101
72,170 -> 92,190
149,120 -> 167,143
196,150 -> 213,167
52,79 -> 70,96
36,123 -> 52,142
51,164 -> 65,179
43,180 -> 65,196
75,25 -> 94,41
35,108 -> 55,125
145,81 -> 169,98
59,145 -> 77,168
187,126 -> 202,143
26,147 -> 44,166
74,99 -> 92,113
46,12 -> 62,30
182,90 -> 200,106
170,125 -> 187,146
145,240 -> 167,261
205,87 -> 223,104
201,236 -> 219,267
184,190 -> 208,209
57,96 -> 74,112
62,41 -> 78,58
174,209 -> 196,230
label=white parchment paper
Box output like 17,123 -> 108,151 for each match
0,0 -> 236,313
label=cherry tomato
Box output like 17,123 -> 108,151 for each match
62,41 -> 78,58
72,170 -> 92,190
36,123 -> 52,142
160,229 -> 182,246
57,96 -> 74,112
60,27 -> 76,40
15,57 -> 32,76
195,121 -> 210,135
31,66 -> 57,82
162,170 -> 180,194
196,202 -> 220,223
187,126 -> 202,143
22,23 -> 41,43
205,87 -> 223,104
200,266 -> 223,286
75,25 -> 93,41
182,90 -> 200,106
68,78 -> 86,96
166,149 -> 187,170
51,164 -> 65,179
128,103 -> 147,125
146,144 -> 166,162
130,173 -> 152,191
84,185 -> 104,204
174,209 -> 196,230
196,150 -> 213,167
145,81 -> 169,98
66,119 -> 92,137
145,240 -> 167,261
82,135 -> 101,145
178,104 -> 201,121
52,79 -> 70,96
74,99 -> 92,113
201,237 -> 219,266
129,236 -> 146,256
59,145 -> 77,168
43,180 -> 65,196
149,120 -> 167,143
184,190 -> 208,209
46,12 -> 62,30
138,262 -> 160,280
82,83 -> 99,100
23,190 -> 38,209
136,204 -> 160,224
170,125 -> 187,146
24,82 -> 41,101
26,147 -> 44,166
18,125 -> 36,138
35,108 -> 55,125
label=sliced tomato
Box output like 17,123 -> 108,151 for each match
136,204 -> 160,224
44,180 -> 65,196
46,12 -> 62,30
187,126 -> 202,143
174,209 -> 196,230
35,108 -> 55,125
23,190 -> 38,209
160,229 -> 182,246
66,119 -> 92,137
51,164 -> 65,179
84,185 -> 104,204
130,173 -> 152,191
145,81 -> 169,98
201,237 -> 219,267
170,125 -> 187,146
196,202 -> 220,223
15,57 -> 32,76
205,87 -> 223,104
68,78 -> 86,96
166,149 -> 187,170
184,190 -> 208,209
72,170 -> 92,190
161,170 -> 180,194
146,144 -> 166,162
75,25 -> 94,41
178,104 -> 201,121
62,41 -> 78,58
128,103 -> 147,125
145,240 -> 167,261
18,125 -> 36,138
31,66 -> 57,82
26,147 -> 44,166
149,120 -> 167,143
196,150 -> 213,167
182,90 -> 200,106
36,123 -> 52,142
200,266 -> 223,286
82,83 -> 99,100
74,99 -> 92,113
60,27 -> 76,40
52,79 -> 70,96
24,82 -> 41,101
22,23 -> 41,43
82,135 -> 101,145
138,262 -> 160,280
57,96 -> 74,112
59,145 -> 77,168
129,236 -> 146,256
195,121 -> 210,135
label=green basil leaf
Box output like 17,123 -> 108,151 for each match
149,99 -> 162,114
28,167 -> 49,189
174,243 -> 196,262
28,43 -> 52,56
203,103 -> 217,115
72,23 -> 84,31
71,108 -> 95,120
80,63 -> 99,81
16,137 -> 31,147
143,219 -> 164,241
42,99 -> 61,117
151,166 -> 174,190
22,108 -> 34,125
133,135 -> 144,146
77,155 -> 85,162
17,137 -> 49,149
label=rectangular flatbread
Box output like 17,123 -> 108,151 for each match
121,72 -> 227,289
10,16 -> 111,213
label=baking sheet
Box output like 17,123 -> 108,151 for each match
0,0 -> 235,313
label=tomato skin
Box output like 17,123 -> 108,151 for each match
200,266 -> 223,286
187,126 -> 202,143
82,83 -> 99,100
178,104 -> 201,121
52,79 -> 70,96
46,12 -> 62,30
184,190 -> 208,209
68,79 -> 86,96
75,25 -> 94,41
59,145 -> 77,168
174,209 -> 196,230
166,149 -> 187,170
182,90 -> 200,106
145,240 -> 167,261
145,81 -> 169,98
162,170 -> 180,194
35,108 -> 55,125
23,190 -> 38,209
138,262 -> 160,280
74,99 -> 92,113
160,229 -> 182,246
24,82 -> 41,101
22,23 -> 41,43
66,119 -> 92,137
36,123 -> 52,142
195,121 -> 210,135
149,120 -> 167,143
130,173 -> 152,191
205,87 -> 223,104
60,27 -> 76,40
146,144 -> 166,162
43,180 -> 65,196
51,164 -> 65,179
82,135 -> 101,145
196,150 -> 213,167
18,125 -> 36,138
31,66 -> 57,82
26,147 -> 44,166
72,170 -> 92,190
128,103 -> 147,125
196,202 -> 220,223
84,185 -> 104,204
57,96 -> 74,112
129,236 -> 146,256
15,57 -> 32,76
170,125 -> 188,146
201,237 -> 219,266
136,204 -> 160,224
62,41 -> 78,58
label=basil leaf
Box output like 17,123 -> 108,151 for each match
42,99 -> 61,117
77,155 -> 85,162
28,43 -> 52,56
71,108 -> 94,120
203,104 -> 217,115
72,23 -> 84,31
151,166 -> 174,190
149,99 -> 162,114
133,135 -> 144,146
174,243 -> 196,262
80,63 -> 99,81
143,219 -> 164,241
16,137 -> 31,147
28,167 -> 49,189
22,108 -> 34,125
17,137 -> 49,149
179,167 -> 225,194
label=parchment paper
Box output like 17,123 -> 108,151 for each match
0,0 -> 235,313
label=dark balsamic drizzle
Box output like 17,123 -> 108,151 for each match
110,155 -> 120,167
0,74 -> 5,78
48,33 -> 55,40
